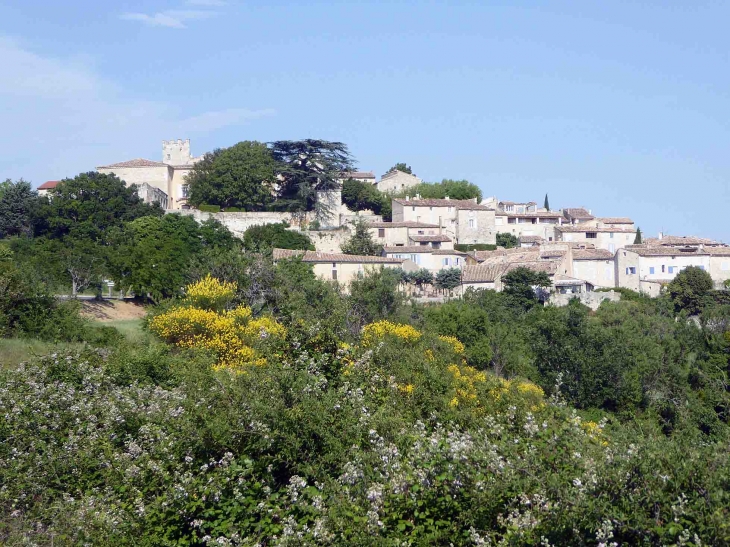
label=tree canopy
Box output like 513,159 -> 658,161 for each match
185,141 -> 279,210
242,223 -> 314,252
0,180 -> 38,238
496,232 -> 519,249
502,266 -> 551,309
341,178 -> 386,215
668,265 -> 714,315
270,139 -> 354,213
399,179 -> 482,202
340,218 -> 382,256
386,163 -> 413,175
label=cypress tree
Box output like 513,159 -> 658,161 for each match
634,227 -> 643,244
544,194 -> 550,211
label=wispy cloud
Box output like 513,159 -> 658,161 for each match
178,108 -> 277,133
0,36 -> 274,186
120,9 -> 216,29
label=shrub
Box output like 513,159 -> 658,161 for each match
198,204 -> 222,213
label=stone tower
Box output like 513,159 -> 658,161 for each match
162,139 -> 194,165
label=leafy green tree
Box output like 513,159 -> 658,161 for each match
502,266 -> 551,310
37,172 -> 162,241
341,218 -> 382,256
242,223 -> 314,252
400,180 -> 482,202
270,140 -> 354,213
348,267 -> 405,327
496,232 -> 519,249
668,265 -> 714,315
634,227 -> 642,244
341,178 -> 385,214
0,179 -> 39,238
435,268 -> 462,291
412,268 -> 434,289
386,163 -> 413,175
185,141 -> 279,210
544,193 -> 550,211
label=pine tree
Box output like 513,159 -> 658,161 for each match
544,194 -> 550,211
341,218 -> 382,256
634,227 -> 642,244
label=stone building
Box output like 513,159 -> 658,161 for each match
391,196 -> 496,245
97,139 -> 201,210
37,180 -> 60,197
375,170 -> 422,193
555,224 -> 636,253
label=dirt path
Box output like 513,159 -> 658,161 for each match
81,300 -> 148,322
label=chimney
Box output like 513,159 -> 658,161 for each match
405,195 -> 410,201
658,231 -> 663,240
439,216 -> 442,235
473,197 -> 478,203
445,195 -> 450,200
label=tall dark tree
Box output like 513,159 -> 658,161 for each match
340,218 -> 382,256
341,178 -> 385,214
37,172 -> 162,241
386,163 -> 413,175
0,180 -> 39,238
269,140 -> 354,214
634,227 -> 643,244
544,193 -> 550,211
185,141 -> 279,210
668,265 -> 714,315
502,266 -> 552,310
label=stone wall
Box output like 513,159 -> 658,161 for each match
171,209 -> 312,238
549,290 -> 621,310
302,228 -> 352,253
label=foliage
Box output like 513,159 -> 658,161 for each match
399,179 -> 482,202
185,141 -> 279,210
434,267 -> 462,290
0,179 -> 38,238
341,178 -> 386,215
634,226 -> 643,244
386,162 -> 413,175
36,172 -> 162,241
198,204 -> 221,213
454,243 -> 497,252
347,267 -> 405,327
544,193 -> 550,211
270,139 -> 354,214
496,232 -> 519,248
668,266 -> 714,315
502,266 -> 552,310
340,218 -> 382,256
242,222 -> 314,252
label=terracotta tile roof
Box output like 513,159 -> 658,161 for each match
598,217 -> 634,224
496,210 -> 564,218
97,158 -> 168,169
556,226 -> 636,233
471,247 -> 539,263
707,247 -> 730,256
342,171 -> 376,179
38,180 -> 60,190
540,250 -> 566,259
272,249 -> 403,264
624,245 -> 708,257
393,198 -> 494,211
499,201 -> 537,206
367,221 -> 439,228
573,249 -> 615,260
519,235 -> 544,243
409,235 -> 452,242
644,235 -> 725,247
552,274 -> 591,286
562,208 -> 595,220
461,265 -> 501,283
383,247 -> 468,256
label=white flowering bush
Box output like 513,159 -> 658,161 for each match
1,325 -> 730,545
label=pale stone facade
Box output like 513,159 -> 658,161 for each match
555,225 -> 636,253
494,211 -> 563,241
571,249 -> 616,288
97,139 -> 201,210
368,221 -> 441,248
615,246 -> 712,292
382,247 -> 468,274
375,170 -> 422,193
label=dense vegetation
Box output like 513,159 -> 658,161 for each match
2,173 -> 730,544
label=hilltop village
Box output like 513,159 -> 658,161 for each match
39,138 -> 729,305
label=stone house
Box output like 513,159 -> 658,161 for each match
707,247 -> 730,288
367,221 -> 441,248
97,139 -> 201,210
562,207 -> 595,225
37,180 -> 60,196
555,225 -> 636,253
375,170 -> 422,193
494,210 -> 565,241
339,171 -> 376,184
382,247 -> 468,273
615,245 -> 712,293
272,248 -> 407,285
391,196 -> 496,245
571,248 -> 616,288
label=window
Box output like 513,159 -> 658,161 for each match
626,267 -> 636,275
610,232 -> 614,239
468,219 -> 475,228
455,258 -> 461,266
430,207 -> 433,211
668,266 -> 675,274
586,232 -> 597,239
508,218 -> 516,224
609,244 -> 615,253
650,267 -> 655,274
448,206 -> 452,212
378,228 -> 385,238
332,263 -> 336,268
166,153 -> 171,160
443,258 -> 450,266
417,230 -> 424,234
181,185 -> 189,198
412,206 -> 416,212
332,270 -> 337,280
661,265 -> 665,273
698,265 -> 706,270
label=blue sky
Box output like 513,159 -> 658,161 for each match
1,0 -> 729,240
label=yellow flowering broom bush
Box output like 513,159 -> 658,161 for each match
149,278 -> 286,372
184,274 -> 237,311
360,320 -> 422,347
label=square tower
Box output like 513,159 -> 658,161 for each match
162,139 -> 194,165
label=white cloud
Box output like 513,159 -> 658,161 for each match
179,108 -> 277,132
120,9 -> 215,29
0,37 -> 274,186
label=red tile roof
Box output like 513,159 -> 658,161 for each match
272,249 -> 403,264
97,158 -> 168,169
367,221 -> 439,228
562,208 -> 594,220
393,198 -> 494,211
342,171 -> 376,179
409,235 -> 452,242
38,180 -> 60,190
